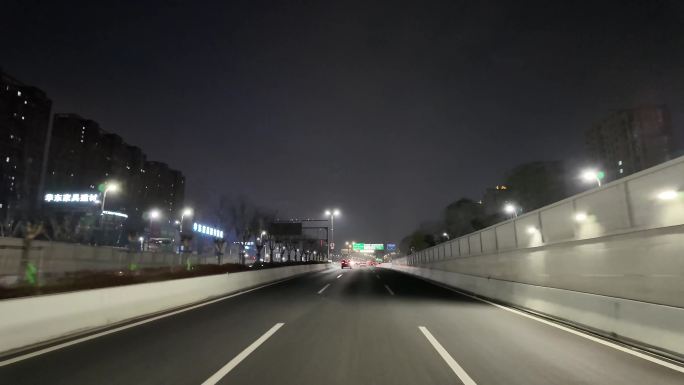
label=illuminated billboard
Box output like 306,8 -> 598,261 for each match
192,222 -> 224,238
269,222 -> 302,236
44,193 -> 99,203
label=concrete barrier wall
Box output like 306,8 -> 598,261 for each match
0,263 -> 329,355
410,155 -> 684,272
397,156 -> 684,358
387,263 -> 684,358
404,157 -> 684,311
0,238 -> 246,282
413,225 -> 684,308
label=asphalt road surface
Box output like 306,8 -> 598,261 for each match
1,266 -> 683,384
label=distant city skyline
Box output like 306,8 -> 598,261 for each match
1,69 -> 186,244
2,0 -> 683,243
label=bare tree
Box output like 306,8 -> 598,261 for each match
266,233 -> 278,264
216,194 -> 275,265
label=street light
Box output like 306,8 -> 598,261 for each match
504,203 -> 519,218
324,208 -> 340,261
657,190 -> 678,201
442,232 -> 450,240
100,182 -> 119,213
145,209 -> 161,250
179,207 -> 193,233
581,169 -> 604,187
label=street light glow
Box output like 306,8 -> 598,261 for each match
581,169 -> 597,181
105,183 -> 119,192
149,209 -> 161,220
182,208 -> 193,216
657,190 -> 678,201
504,203 -> 516,214
581,169 -> 604,187
574,212 -> 588,222
325,209 -> 340,217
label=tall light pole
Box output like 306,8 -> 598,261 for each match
324,209 -> 340,261
180,207 -> 193,233
504,203 -> 519,218
99,183 -> 119,241
581,169 -> 604,187
260,230 -> 267,262
147,209 -> 161,250
100,183 -> 119,214
442,232 -> 450,240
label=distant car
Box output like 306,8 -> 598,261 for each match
341,259 -> 352,269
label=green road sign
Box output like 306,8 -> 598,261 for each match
352,243 -> 385,251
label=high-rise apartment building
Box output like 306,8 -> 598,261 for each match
0,70 -> 52,221
586,105 -> 674,180
46,114 -> 185,230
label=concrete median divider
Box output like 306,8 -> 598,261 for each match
387,264 -> 684,360
0,263 -> 330,355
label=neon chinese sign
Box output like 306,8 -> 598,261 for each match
44,193 -> 99,203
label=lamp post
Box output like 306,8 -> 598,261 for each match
324,209 -> 340,261
504,203 -> 519,218
100,183 -> 119,214
147,209 -> 161,251
179,208 -> 193,233
442,232 -> 450,240
99,183 -> 119,244
260,231 -> 267,262
581,169 -> 604,187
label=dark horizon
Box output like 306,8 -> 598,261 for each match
3,0 -> 684,244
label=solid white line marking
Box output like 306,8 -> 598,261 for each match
336,274 -> 342,279
318,283 -> 330,294
0,276 -> 301,368
419,326 -> 477,385
411,273 -> 684,374
201,323 -> 284,385
384,284 -> 394,295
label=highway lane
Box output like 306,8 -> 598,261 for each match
1,265 -> 683,384
0,268 -> 341,385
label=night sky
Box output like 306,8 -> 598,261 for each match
3,0 -> 684,244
